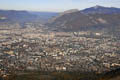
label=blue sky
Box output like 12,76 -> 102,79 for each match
0,0 -> 120,12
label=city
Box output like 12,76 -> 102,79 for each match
0,24 -> 120,79
0,0 -> 120,80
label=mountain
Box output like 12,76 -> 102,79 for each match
47,9 -> 79,24
31,11 -> 58,20
0,10 -> 58,27
82,5 -> 120,14
0,10 -> 38,24
47,6 -> 120,34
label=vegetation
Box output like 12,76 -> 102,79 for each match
2,68 -> 120,80
3,71 -> 100,80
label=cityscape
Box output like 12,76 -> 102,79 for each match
0,0 -> 120,80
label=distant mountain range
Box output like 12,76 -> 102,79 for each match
0,10 -> 58,26
31,11 -> 58,20
47,5 -> 120,35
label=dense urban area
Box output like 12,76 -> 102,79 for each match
0,23 -> 120,80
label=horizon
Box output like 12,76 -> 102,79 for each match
0,5 -> 120,13
0,0 -> 120,12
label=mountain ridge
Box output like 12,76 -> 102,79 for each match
47,5 -> 120,35
81,5 -> 120,14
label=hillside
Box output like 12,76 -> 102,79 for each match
47,6 -> 120,35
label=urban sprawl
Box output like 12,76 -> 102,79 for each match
0,24 -> 120,78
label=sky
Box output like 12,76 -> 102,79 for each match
0,0 -> 120,12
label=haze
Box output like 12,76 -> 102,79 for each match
0,0 -> 120,12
